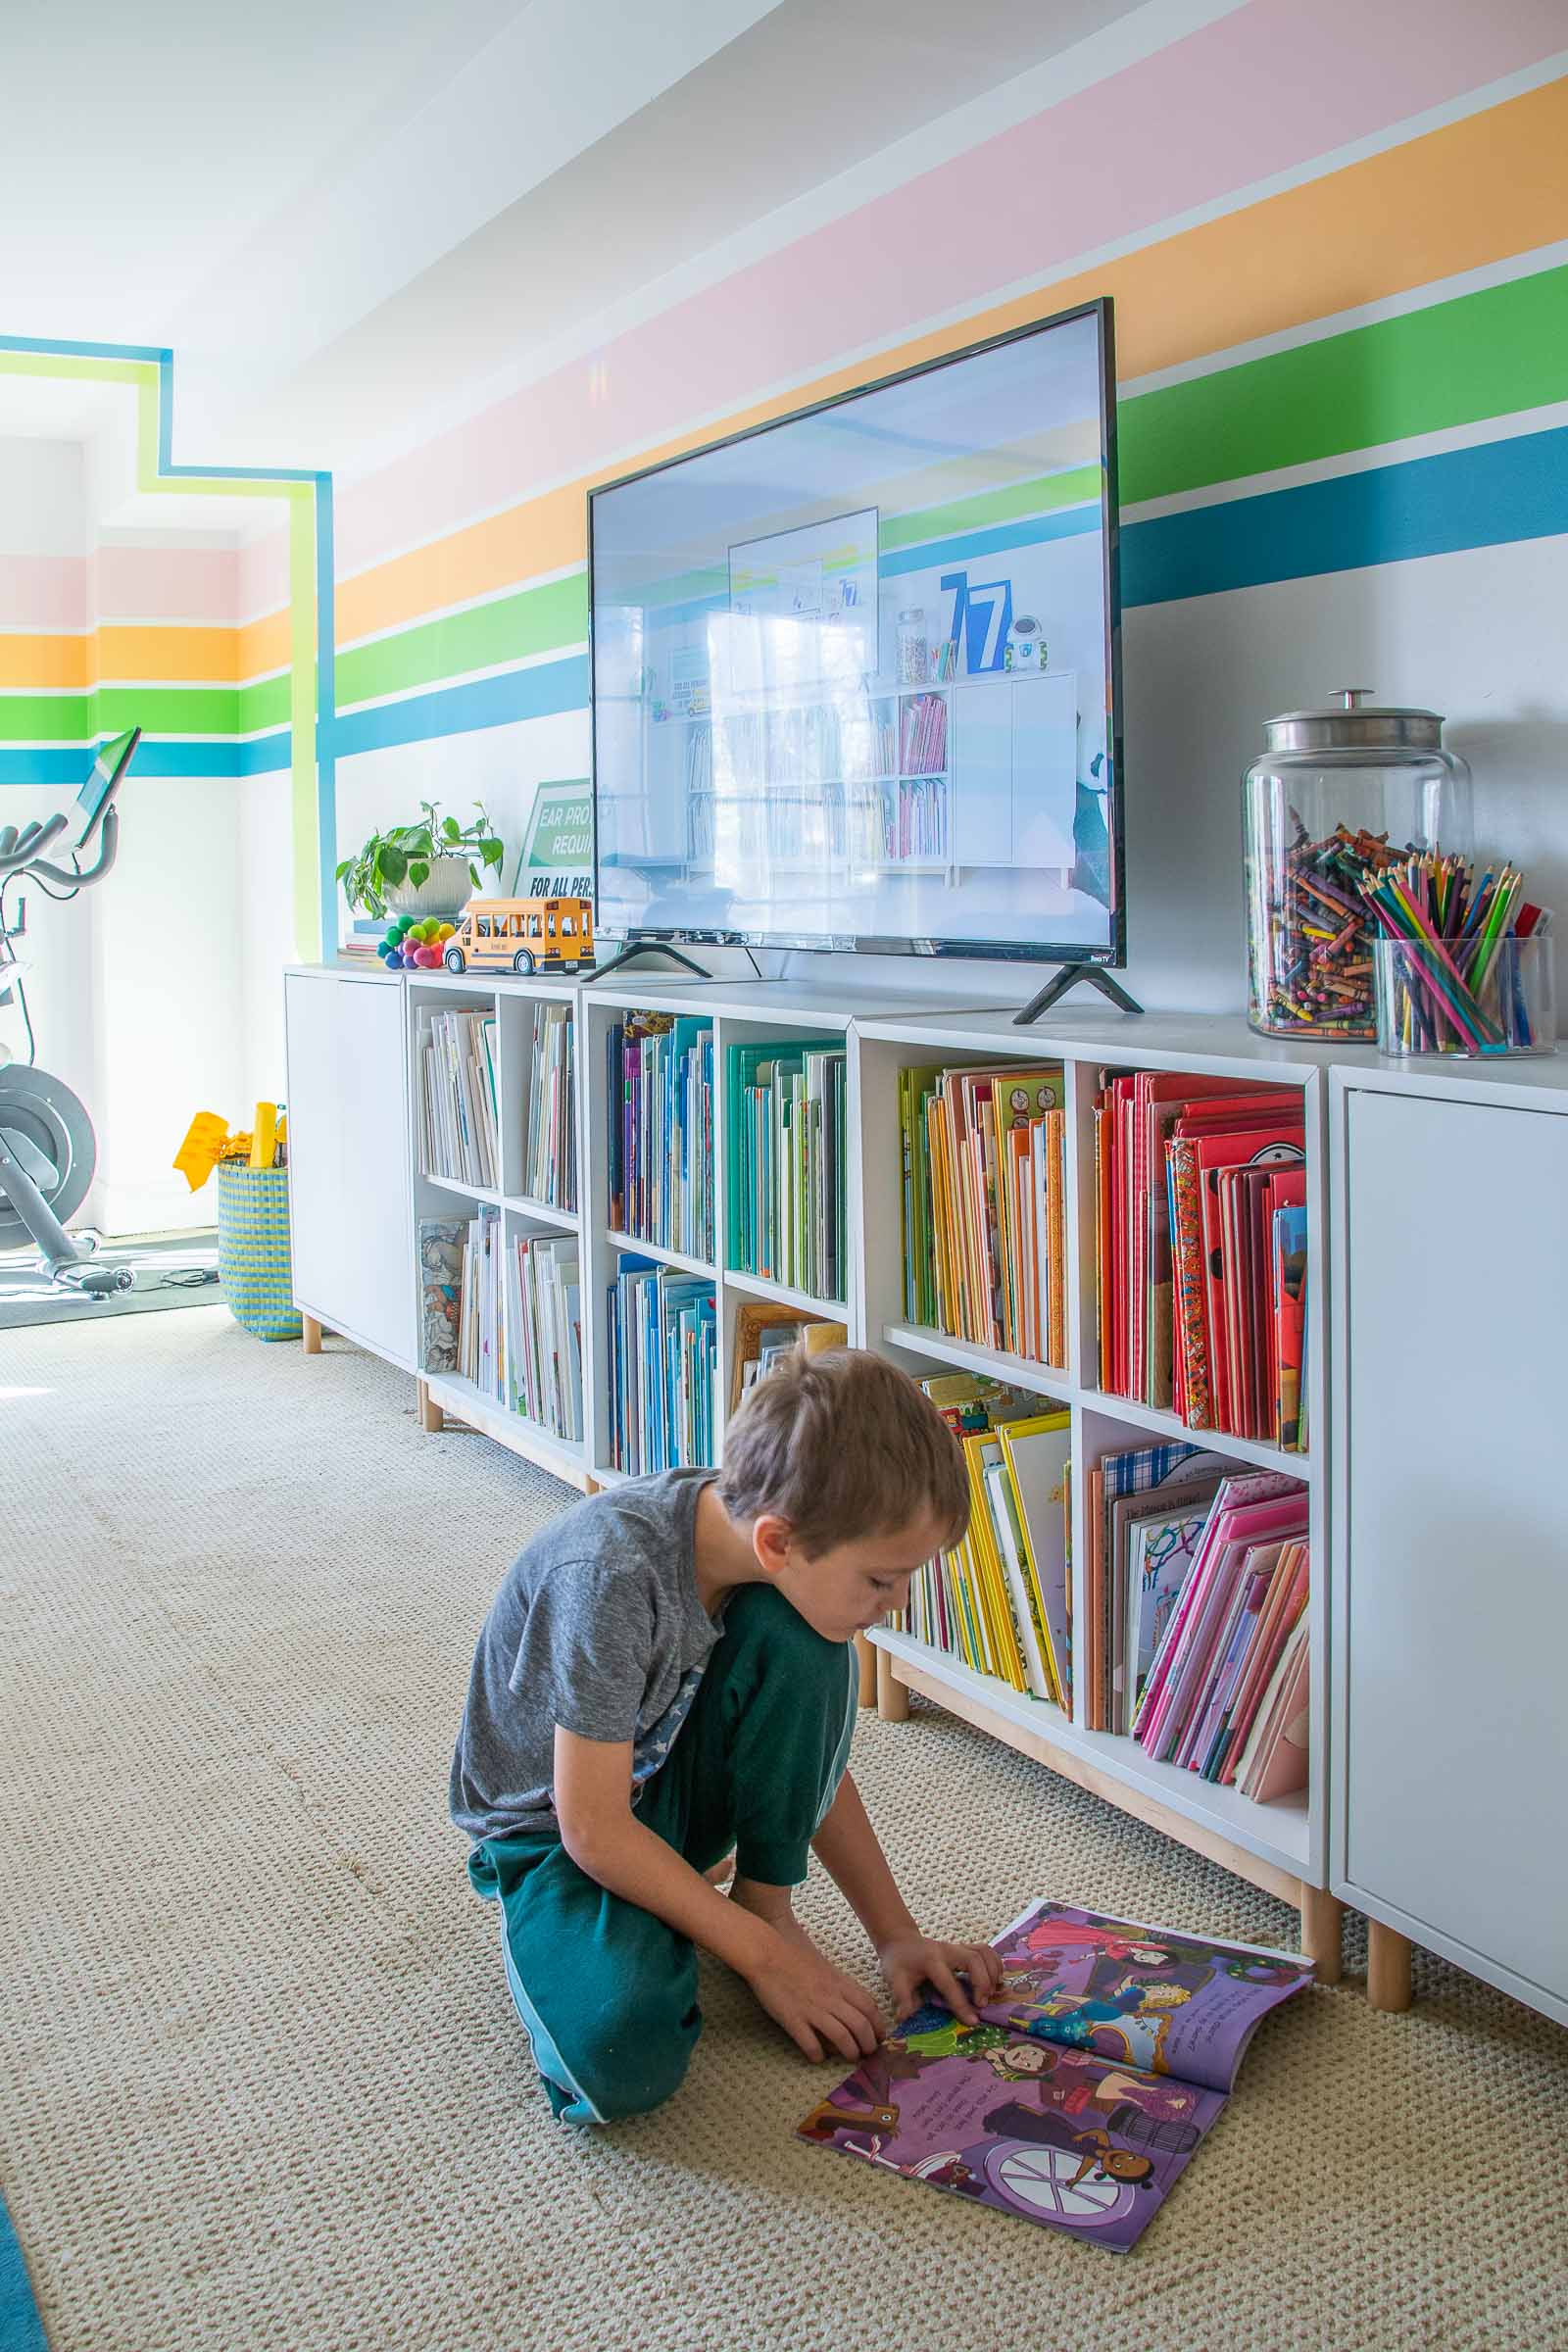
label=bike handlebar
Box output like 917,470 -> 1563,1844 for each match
0,806 -> 119,889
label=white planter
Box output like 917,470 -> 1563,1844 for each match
384,857 -> 473,919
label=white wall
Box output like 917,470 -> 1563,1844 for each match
237,767 -> 294,1105
87,773 -> 249,1234
0,428 -> 274,1237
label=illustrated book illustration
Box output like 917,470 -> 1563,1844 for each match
800,1901 -> 1313,2251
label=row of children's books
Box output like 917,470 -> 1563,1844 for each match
522,1003 -> 575,1212
882,774 -> 947,860
607,1012 -> 714,1263
1130,1468 -> 1308,1803
900,1061 -> 1067,1367
892,1375 -> 1073,1711
899,693 -> 948,775
607,1258 -> 716,1474
507,1234 -> 582,1443
1095,1073 -> 1307,1450
416,1006 -> 499,1192
456,1206 -> 505,1402
726,1039 -> 847,1304
416,1213 -> 582,1444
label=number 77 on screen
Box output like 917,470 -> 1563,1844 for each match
942,569 -> 1013,673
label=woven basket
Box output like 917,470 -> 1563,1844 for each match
216,1161 -> 302,1342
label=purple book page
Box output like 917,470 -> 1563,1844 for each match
800,2016 -> 1227,2252
978,1901 -> 1313,2093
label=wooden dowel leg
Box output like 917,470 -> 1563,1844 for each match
1367,1920 -> 1413,2013
875,1647 -> 910,1724
1298,1885 -> 1345,1985
855,1634 -> 878,1709
301,1313 -> 322,1354
416,1378 -> 445,1434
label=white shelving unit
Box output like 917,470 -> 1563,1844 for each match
849,1004 -> 1337,1948
288,960 -> 1568,2016
288,970 -> 1346,1968
1328,1052 -> 1568,2024
405,970 -> 588,1491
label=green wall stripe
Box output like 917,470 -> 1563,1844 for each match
0,693 -> 92,743
0,686 -> 240,741
95,685 -> 239,734
237,675 -> 292,733
334,573 -> 588,709
1118,263 -> 1568,503
877,465 -> 1102,551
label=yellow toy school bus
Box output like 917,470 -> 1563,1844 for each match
441,897 -> 594,976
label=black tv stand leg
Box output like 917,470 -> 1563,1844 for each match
1013,965 -> 1145,1025
587,940 -> 710,984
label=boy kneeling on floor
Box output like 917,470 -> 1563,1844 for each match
451,1347 -> 1003,2123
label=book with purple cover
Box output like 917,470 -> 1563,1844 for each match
800,1902 -> 1312,2251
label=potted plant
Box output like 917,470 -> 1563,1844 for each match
336,801 -> 506,921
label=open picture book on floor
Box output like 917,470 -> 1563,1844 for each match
799,1901 -> 1313,2251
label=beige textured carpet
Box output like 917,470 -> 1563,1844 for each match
2,1311 -> 1565,2352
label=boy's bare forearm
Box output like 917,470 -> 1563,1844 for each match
809,1772 -> 917,1948
564,1812 -> 778,1979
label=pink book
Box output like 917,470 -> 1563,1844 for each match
1219,1548 -> 1309,1784
1243,1633 -> 1311,1801
1139,1494 -> 1307,1760
1177,1543 -> 1284,1773
1132,1473 -> 1302,1739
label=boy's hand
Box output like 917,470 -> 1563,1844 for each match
746,1936 -> 885,2065
875,1934 -> 1004,2025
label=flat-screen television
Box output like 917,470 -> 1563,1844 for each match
588,296 -> 1122,969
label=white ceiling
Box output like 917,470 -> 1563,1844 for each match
1,0 -> 1173,498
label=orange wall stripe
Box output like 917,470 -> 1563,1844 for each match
95,623 -> 239,684
0,633 -> 91,690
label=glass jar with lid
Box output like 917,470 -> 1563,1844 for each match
1244,689 -> 1473,1040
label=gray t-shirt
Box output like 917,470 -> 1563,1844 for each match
450,1467 -> 722,1843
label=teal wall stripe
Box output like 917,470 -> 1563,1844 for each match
1122,419 -> 1568,604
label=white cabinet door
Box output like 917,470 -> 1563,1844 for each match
1337,1084 -> 1568,2023
283,971 -> 416,1368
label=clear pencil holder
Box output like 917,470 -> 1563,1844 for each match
1373,933 -> 1556,1057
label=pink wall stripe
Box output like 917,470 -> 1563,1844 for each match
238,530 -> 291,623
94,544 -> 241,624
335,0 -> 1568,580
0,553 -> 88,631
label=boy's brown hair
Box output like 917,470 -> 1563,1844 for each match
716,1347 -> 969,1558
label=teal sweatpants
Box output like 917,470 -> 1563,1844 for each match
467,1584 -> 858,2124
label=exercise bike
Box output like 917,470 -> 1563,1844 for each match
0,728 -> 141,1298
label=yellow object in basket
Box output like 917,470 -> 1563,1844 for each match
173,1110 -> 233,1193
249,1102 -> 278,1170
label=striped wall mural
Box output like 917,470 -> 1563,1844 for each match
0,342 -> 332,958
295,16 -> 1567,960
12,4 -> 1558,971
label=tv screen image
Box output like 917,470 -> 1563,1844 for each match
588,298 -> 1122,967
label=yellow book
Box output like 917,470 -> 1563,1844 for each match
1000,1412 -> 1074,1710
962,1433 -> 1027,1690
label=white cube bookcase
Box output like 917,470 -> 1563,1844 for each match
286,966 -> 1356,1977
